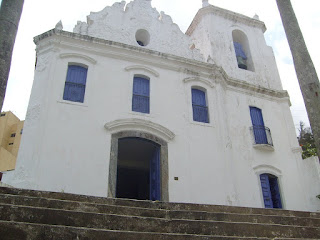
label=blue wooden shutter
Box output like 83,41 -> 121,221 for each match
192,89 -> 209,123
132,77 -> 150,113
269,177 -> 282,209
63,65 -> 87,103
233,42 -> 247,60
150,146 -> 161,201
250,107 -> 267,144
260,174 -> 273,208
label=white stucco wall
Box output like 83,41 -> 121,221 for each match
187,5 -> 283,91
4,0 -> 320,212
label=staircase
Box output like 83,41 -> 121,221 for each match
0,186 -> 319,239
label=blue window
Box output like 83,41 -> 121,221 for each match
132,76 -> 150,113
260,174 -> 282,209
192,88 -> 209,123
63,65 -> 88,103
250,107 -> 268,144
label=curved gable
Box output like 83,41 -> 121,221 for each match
73,0 -> 203,61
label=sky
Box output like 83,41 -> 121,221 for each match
1,0 -> 320,134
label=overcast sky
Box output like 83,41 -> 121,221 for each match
2,0 -> 320,134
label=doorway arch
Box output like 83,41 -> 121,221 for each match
108,130 -> 169,202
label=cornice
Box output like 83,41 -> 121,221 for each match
292,147 -> 302,154
226,77 -> 289,99
186,5 -> 266,36
34,29 -> 212,71
34,29 -> 289,101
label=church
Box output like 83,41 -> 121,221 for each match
3,0 -> 320,212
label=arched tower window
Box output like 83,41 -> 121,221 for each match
232,30 -> 254,71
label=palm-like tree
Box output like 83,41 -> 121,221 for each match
276,0 -> 320,159
0,0 -> 24,111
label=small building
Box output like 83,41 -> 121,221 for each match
3,0 -> 320,211
0,111 -> 24,179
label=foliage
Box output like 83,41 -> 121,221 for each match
298,122 -> 318,159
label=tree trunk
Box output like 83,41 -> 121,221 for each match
0,0 -> 24,112
276,0 -> 320,159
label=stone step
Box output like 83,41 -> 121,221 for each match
1,186 -> 319,219
0,220 -> 275,240
0,193 -> 319,228
0,204 -> 319,239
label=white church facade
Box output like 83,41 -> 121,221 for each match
4,0 -> 320,212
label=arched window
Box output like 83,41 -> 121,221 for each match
63,65 -> 88,103
260,173 -> 282,209
132,76 -> 150,113
232,30 -> 254,71
192,88 -> 209,123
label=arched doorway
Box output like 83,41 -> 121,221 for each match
108,131 -> 169,202
116,137 -> 160,200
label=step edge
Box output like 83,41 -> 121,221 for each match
1,203 -> 320,230
1,193 -> 320,221
1,187 -> 319,218
0,219 -> 279,239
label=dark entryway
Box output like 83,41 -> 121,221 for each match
116,137 -> 160,201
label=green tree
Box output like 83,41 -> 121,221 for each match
0,0 -> 24,111
298,122 -> 318,159
276,0 -> 320,160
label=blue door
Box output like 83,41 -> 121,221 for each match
150,146 -> 160,201
260,174 -> 273,208
250,107 -> 267,144
260,174 -> 282,209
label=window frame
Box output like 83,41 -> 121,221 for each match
58,54 -> 97,107
62,64 -> 88,103
191,87 -> 209,123
249,106 -> 273,149
131,75 -> 150,114
253,165 -> 284,209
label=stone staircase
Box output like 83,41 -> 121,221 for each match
0,186 -> 319,239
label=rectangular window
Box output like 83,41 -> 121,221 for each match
10,133 -> 16,137
250,107 -> 268,144
8,143 -> 13,145
63,65 -> 88,103
192,88 -> 209,123
132,76 -> 150,113
0,113 -> 5,117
